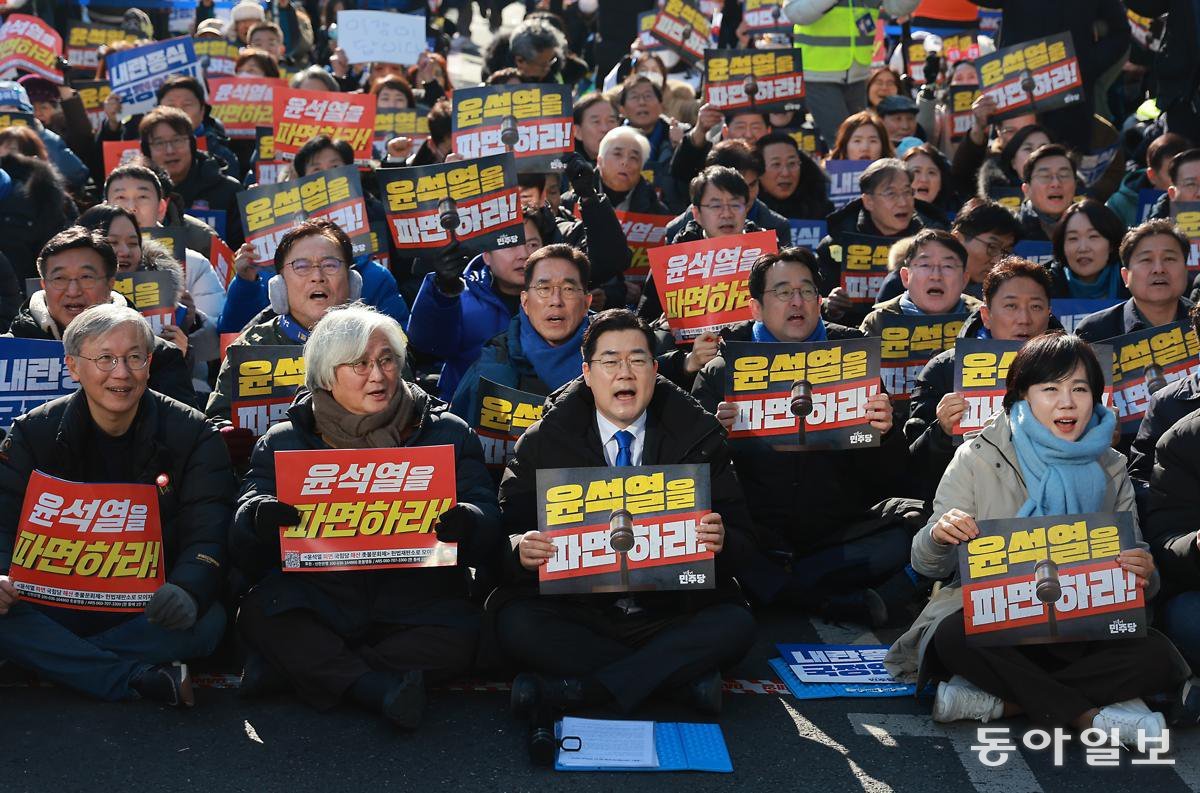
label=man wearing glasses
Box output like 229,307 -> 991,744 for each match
692,248 -> 916,628
5,227 -> 197,408
0,302 -> 234,708
138,106 -> 244,248
492,308 -> 755,741
1016,143 -> 1078,242
860,229 -> 981,336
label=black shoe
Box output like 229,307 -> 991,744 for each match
237,651 -> 288,699
820,589 -> 888,628
673,671 -> 723,715
382,670 -> 426,730
133,662 -> 194,708
528,721 -> 558,767
510,673 -> 586,721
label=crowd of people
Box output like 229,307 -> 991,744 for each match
2,0 -> 1200,764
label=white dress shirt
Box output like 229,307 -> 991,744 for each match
596,410 -> 648,467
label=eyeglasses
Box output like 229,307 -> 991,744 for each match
909,262 -> 964,274
287,257 -> 346,276
528,283 -> 584,299
972,237 -> 1012,258
588,355 -> 653,372
341,354 -> 398,376
698,201 -> 747,213
766,285 -> 820,302
873,188 -> 915,202
46,274 -> 104,291
148,135 -> 190,152
1030,170 -> 1074,185
76,353 -> 151,372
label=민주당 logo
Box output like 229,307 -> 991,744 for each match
849,431 -> 874,445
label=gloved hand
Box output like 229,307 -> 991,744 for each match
434,504 -> 477,545
433,241 -> 471,295
219,426 -> 256,467
253,499 -> 301,546
145,583 -> 198,630
565,155 -> 596,200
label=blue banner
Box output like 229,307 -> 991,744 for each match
107,36 -> 202,115
825,159 -> 870,211
0,338 -> 76,431
788,219 -> 827,250
1051,298 -> 1122,333
1013,239 -> 1054,266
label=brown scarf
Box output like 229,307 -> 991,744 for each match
311,380 -> 420,449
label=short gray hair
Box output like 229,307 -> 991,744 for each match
597,126 -> 650,165
510,18 -> 565,62
290,65 -> 339,92
63,304 -> 154,358
860,157 -> 911,194
303,303 -> 408,392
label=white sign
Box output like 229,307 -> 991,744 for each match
337,10 -> 425,66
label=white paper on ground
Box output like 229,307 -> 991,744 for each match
557,717 -> 658,768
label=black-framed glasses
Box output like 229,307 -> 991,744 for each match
341,355 -> 398,376
287,257 -> 346,276
76,353 -> 151,372
766,286 -> 820,302
587,355 -> 653,372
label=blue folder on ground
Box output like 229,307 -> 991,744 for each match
554,718 -> 733,773
771,642 -> 915,699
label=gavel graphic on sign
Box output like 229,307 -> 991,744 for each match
437,197 -> 461,242
1035,557 -> 1061,638
499,114 -> 520,151
609,508 -> 635,590
743,74 -> 759,106
790,378 -> 813,445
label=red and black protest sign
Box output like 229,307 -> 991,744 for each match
0,14 -> 63,83
959,512 -> 1146,646
975,32 -> 1083,121
451,84 -> 573,174
724,337 -> 883,451
648,0 -> 712,64
650,229 -> 777,344
742,0 -> 793,36
948,85 -> 980,143
378,153 -> 523,256
209,234 -> 236,291
536,464 -> 714,595
254,126 -> 286,186
274,446 -> 458,571
1171,201 -> 1200,271
1109,321 -> 1200,434
208,76 -> 282,139
374,108 -> 429,159
878,312 -> 968,421
703,48 -> 804,114
272,86 -> 375,164
74,80 -> 113,133
113,270 -> 177,333
941,30 -> 983,64
474,378 -> 544,477
829,232 -> 893,305
66,24 -> 132,76
141,225 -> 186,266
238,163 -> 371,264
227,344 -> 305,437
9,470 -> 164,611
615,210 -> 674,281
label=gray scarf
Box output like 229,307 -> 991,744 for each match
311,381 -> 419,449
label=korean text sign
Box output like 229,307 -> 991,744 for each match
877,312 -> 967,404
113,271 -> 177,333
724,338 -> 882,451
272,87 -> 375,163
451,84 -> 573,173
0,14 -> 63,83
1108,321 -> 1200,433
274,446 -> 458,571
474,378 -> 543,476
703,48 -> 804,114
958,513 -> 1145,646
649,0 -> 712,64
975,32 -> 1083,121
650,229 -> 777,344
10,471 -> 164,611
107,37 -> 202,115
227,344 -> 305,437
208,77 -> 283,139
535,464 -> 713,595
825,232 -> 894,305
615,211 -> 673,280
0,338 -> 76,430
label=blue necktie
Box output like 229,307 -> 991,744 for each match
614,430 -> 633,467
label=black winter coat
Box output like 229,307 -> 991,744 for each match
1129,371 -> 1200,512
1146,405 -> 1200,596
175,151 -> 246,248
0,389 -> 234,613
1127,0 -> 1200,116
230,388 -> 504,634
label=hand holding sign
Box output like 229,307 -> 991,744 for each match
0,576 -> 17,615
519,530 -> 555,571
936,391 -> 967,436
932,508 -> 979,545
697,512 -> 724,554
1117,548 -> 1154,589
337,10 -> 425,67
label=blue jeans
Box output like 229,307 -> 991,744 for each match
1162,591 -> 1200,673
0,602 -> 226,701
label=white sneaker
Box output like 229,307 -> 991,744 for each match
932,675 -> 1003,723
1093,699 -> 1166,747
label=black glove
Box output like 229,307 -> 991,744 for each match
253,499 -> 301,546
923,52 -> 941,86
433,241 -> 470,294
434,504 -> 477,545
565,155 -> 597,200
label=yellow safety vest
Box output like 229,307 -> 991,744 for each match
793,0 -> 878,74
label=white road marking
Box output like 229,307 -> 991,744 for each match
779,699 -> 895,792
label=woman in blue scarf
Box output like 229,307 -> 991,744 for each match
884,333 -> 1189,746
1047,201 -> 1131,301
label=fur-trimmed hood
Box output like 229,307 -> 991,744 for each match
137,239 -> 185,300
14,290 -> 128,340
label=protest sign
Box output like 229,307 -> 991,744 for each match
0,14 -> 63,83
1109,321 -> 1200,434
826,232 -> 894,305
66,24 -> 132,75
102,140 -> 143,175
826,159 -> 870,210
780,644 -> 897,685
378,153 -> 523,256
615,211 -> 673,280
648,0 -> 712,64
636,11 -> 664,52
988,186 -> 1023,212
208,76 -> 282,139
0,338 -> 75,430
274,445 -> 458,571
878,312 -> 967,420
959,512 -> 1146,646
474,378 -> 544,476
192,36 -> 240,78
975,32 -> 1084,121
948,85 -> 979,143
239,163 -> 371,264
189,207 -> 228,240
451,84 -> 573,173
535,464 -> 714,595
254,126 -> 286,185
743,0 -> 794,36
940,30 -> 983,64
227,344 -> 305,437
787,127 -> 826,159
1012,239 -> 1054,266
1171,201 -> 1200,270
0,110 -> 34,129
141,225 -> 187,266
1136,188 -> 1164,223
724,337 -> 883,451
272,87 -> 375,163
10,470 -> 164,611
113,271 -> 177,333
209,234 -> 236,290
337,10 -> 425,66
703,49 -> 804,114
1050,297 -> 1122,334
374,108 -> 429,159
650,229 -> 777,344
107,37 -> 202,115
74,80 -> 113,133
789,220 -> 827,251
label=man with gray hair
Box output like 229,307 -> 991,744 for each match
0,304 -> 235,708
508,18 -> 566,83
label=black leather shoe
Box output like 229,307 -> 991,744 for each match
511,673 -> 587,721
510,673 -> 545,721
382,670 -> 426,730
685,672 -> 723,715
237,651 -> 288,699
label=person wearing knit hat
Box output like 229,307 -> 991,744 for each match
195,18 -> 226,39
230,0 -> 267,45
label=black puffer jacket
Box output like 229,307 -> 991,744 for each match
0,153 -> 74,283
0,389 -> 234,613
175,151 -> 245,248
1146,405 -> 1200,596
